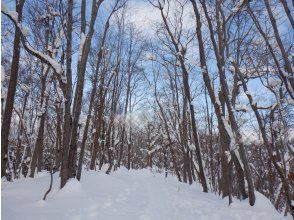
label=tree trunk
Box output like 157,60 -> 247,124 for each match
1,0 -> 25,178
60,0 -> 73,188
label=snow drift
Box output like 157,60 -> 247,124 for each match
1,168 -> 289,220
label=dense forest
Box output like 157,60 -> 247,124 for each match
1,0 -> 294,218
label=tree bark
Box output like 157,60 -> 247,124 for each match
1,0 -> 25,178
60,0 -> 73,188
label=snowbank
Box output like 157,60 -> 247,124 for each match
1,168 -> 290,220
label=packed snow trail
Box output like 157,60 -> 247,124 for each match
2,168 -> 289,220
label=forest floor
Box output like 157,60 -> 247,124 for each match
2,167 -> 290,220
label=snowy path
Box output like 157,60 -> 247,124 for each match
2,168 -> 289,220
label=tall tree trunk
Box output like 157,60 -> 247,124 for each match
233,61 -> 294,216
77,18 -> 111,181
60,0 -> 73,188
29,66 -> 50,178
1,0 -> 25,178
157,2 -> 207,192
154,82 -> 182,182
118,52 -> 132,167
14,91 -> 29,178
279,0 -> 294,29
89,69 -> 108,170
68,0 -> 103,178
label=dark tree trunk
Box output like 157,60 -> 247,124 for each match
1,0 -> 25,178
60,0 -> 73,188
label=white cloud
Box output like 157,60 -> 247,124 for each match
127,0 -> 161,34
127,0 -> 196,36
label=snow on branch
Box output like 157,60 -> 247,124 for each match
231,0 -> 246,13
78,33 -> 86,62
1,2 -> 63,75
226,0 -> 249,23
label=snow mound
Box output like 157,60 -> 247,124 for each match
58,178 -> 82,195
2,168 -> 290,220
254,191 -> 279,211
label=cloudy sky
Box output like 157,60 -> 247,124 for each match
125,0 -> 196,36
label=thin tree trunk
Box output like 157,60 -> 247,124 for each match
76,19 -> 110,180
157,3 -> 207,192
68,0 -> 103,178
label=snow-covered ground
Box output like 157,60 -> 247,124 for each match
2,168 -> 290,220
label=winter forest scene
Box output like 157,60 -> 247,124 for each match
1,0 -> 294,219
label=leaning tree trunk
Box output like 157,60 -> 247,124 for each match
233,61 -> 294,217
76,17 -> 111,181
68,0 -> 103,178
